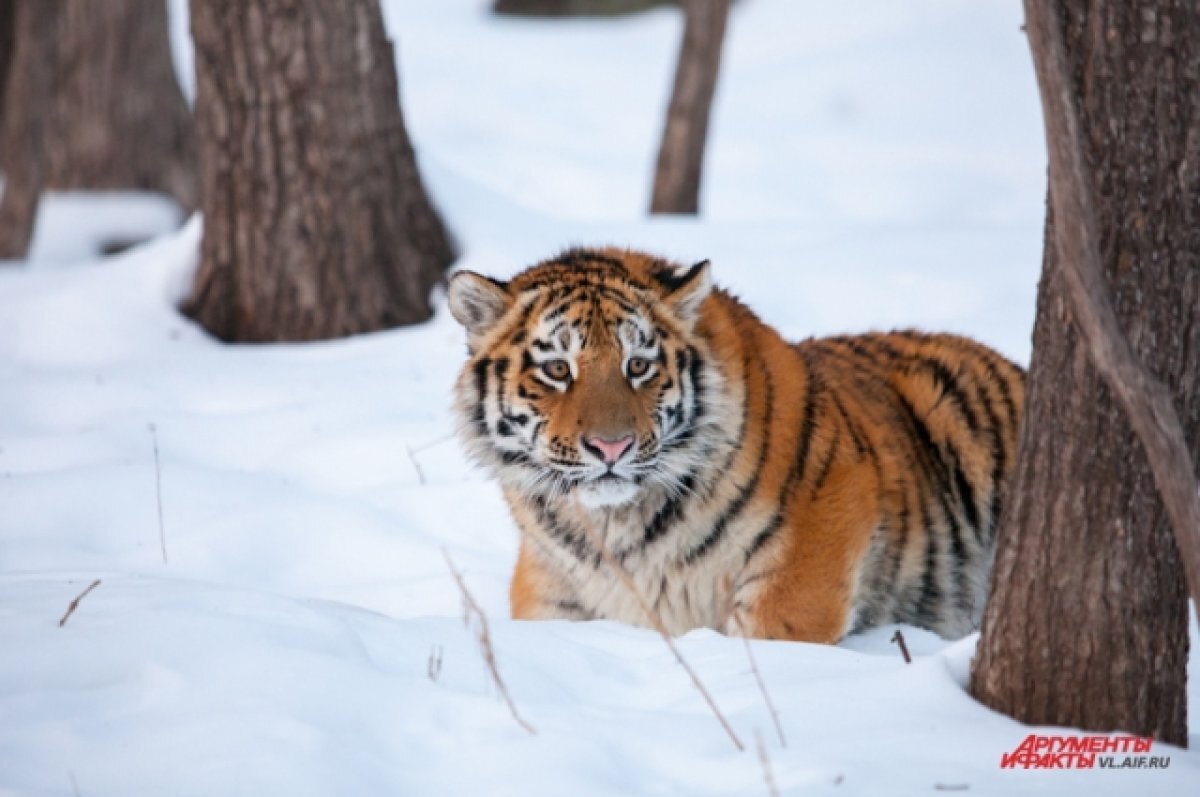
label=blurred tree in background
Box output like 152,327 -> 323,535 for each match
970,0 -> 1198,745
0,0 -> 195,259
184,0 -> 454,342
650,0 -> 730,214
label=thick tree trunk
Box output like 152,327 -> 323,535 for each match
649,0 -> 729,215
0,0 -> 14,118
970,0 -> 1198,746
1,0 -> 194,260
41,0 -> 196,210
0,0 -> 57,260
184,0 -> 454,342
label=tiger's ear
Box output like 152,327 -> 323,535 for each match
653,260 -> 712,325
448,271 -> 513,343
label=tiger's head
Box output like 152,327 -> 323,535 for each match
448,248 -> 723,510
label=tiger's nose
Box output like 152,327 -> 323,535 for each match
582,434 -> 635,466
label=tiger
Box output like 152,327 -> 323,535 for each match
447,247 -> 1025,643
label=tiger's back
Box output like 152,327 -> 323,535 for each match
448,248 -> 1024,642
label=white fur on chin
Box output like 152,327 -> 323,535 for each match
575,480 -> 640,509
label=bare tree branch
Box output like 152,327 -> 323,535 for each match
1023,1 -> 1200,625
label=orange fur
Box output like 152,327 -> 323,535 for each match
449,248 -> 1025,642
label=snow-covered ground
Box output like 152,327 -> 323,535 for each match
2,1 -> 1197,795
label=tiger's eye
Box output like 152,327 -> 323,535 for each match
542,359 -> 571,381
627,357 -> 651,378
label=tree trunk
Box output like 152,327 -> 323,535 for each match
1,0 -> 195,260
184,0 -> 455,342
0,0 -> 14,118
0,0 -> 57,260
649,0 -> 729,215
41,0 -> 196,210
970,0 -> 1198,746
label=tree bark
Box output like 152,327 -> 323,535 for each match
0,0 -> 14,119
970,0 -> 1198,746
184,0 -> 455,342
0,0 -> 57,260
649,0 -> 730,215
1,0 -> 195,260
1023,0 -> 1200,623
40,0 -> 196,211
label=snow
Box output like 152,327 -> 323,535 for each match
1,1 -> 1197,795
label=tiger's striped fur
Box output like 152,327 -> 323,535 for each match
448,248 -> 1025,642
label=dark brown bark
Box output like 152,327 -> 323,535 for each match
970,0 -> 1199,746
494,0 -> 677,16
41,0 -> 195,210
0,0 -> 57,260
1023,0 -> 1200,623
183,0 -> 455,342
1,0 -> 195,260
649,0 -> 729,215
0,0 -> 14,120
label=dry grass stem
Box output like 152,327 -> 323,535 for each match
149,423 -> 167,564
405,444 -> 427,485
736,618 -> 786,746
718,575 -> 785,747
442,550 -> 537,735
585,524 -> 744,751
756,730 -> 781,797
59,579 -> 102,627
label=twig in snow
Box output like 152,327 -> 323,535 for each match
442,549 -> 536,735
583,522 -> 744,752
934,785 -> 970,792
891,629 -> 912,664
149,423 -> 167,564
405,433 -> 456,485
756,730 -> 781,797
405,444 -> 427,485
59,579 -> 101,627
719,576 -> 785,747
737,620 -> 786,747
68,772 -> 81,797
427,645 -> 443,682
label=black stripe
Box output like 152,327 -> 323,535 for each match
892,392 -> 971,619
808,424 -> 841,498
867,338 -> 981,435
532,496 -> 593,563
471,357 -> 492,436
683,356 -> 775,565
548,249 -> 629,272
743,359 -> 820,564
883,485 -> 913,600
830,392 -> 868,457
913,501 -> 943,627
